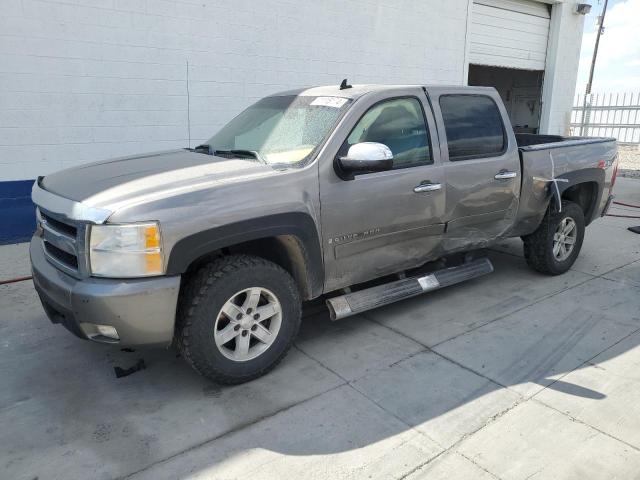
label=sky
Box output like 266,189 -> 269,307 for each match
575,0 -> 640,95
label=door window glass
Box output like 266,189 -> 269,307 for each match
346,97 -> 432,168
439,95 -> 506,160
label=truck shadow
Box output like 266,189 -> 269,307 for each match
168,244 -> 640,474
153,285 -> 635,478
540,379 -> 606,400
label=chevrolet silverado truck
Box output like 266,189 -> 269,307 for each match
30,84 -> 618,384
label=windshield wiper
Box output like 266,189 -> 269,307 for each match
212,149 -> 266,164
191,145 -> 266,164
193,144 -> 212,154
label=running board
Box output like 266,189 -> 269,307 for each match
326,258 -> 494,321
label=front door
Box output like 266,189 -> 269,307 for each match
319,89 -> 446,292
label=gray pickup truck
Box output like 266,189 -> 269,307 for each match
30,83 -> 618,383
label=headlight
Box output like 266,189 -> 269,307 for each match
89,222 -> 163,277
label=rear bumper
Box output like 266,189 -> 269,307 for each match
601,194 -> 615,217
30,236 -> 181,347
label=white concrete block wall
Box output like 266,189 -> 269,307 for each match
0,0 -> 469,182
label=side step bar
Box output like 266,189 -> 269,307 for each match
326,258 -> 494,321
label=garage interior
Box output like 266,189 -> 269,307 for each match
467,0 -> 551,134
469,65 -> 544,133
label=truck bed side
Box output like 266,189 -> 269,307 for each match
510,134 -> 618,237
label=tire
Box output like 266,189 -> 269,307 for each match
523,200 -> 585,275
176,255 -> 301,384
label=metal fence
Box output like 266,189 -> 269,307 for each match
570,92 -> 640,144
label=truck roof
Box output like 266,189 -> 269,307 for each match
271,84 -> 497,99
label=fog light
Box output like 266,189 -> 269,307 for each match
95,324 -> 119,339
89,324 -> 120,340
80,323 -> 120,342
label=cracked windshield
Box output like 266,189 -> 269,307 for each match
207,95 -> 351,166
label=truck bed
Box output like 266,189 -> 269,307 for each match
511,133 -> 617,237
516,133 -> 615,150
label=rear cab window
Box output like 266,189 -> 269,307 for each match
439,95 -> 506,161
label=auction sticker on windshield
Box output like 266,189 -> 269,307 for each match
311,97 -> 349,108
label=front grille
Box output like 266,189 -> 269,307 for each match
43,241 -> 79,269
41,211 -> 77,237
38,208 -> 84,276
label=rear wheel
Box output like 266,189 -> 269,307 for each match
177,255 -> 301,384
523,200 -> 585,275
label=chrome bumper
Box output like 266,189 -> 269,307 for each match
30,236 -> 181,347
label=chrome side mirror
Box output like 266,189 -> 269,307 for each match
337,142 -> 393,178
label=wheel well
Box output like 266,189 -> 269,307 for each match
561,182 -> 598,225
183,235 -> 314,300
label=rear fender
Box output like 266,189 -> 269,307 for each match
556,168 -> 604,224
512,166 -> 604,236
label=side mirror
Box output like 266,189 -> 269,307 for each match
337,142 -> 393,178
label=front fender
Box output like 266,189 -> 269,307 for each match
165,212 -> 324,297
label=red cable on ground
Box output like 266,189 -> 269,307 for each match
0,275 -> 32,285
613,200 -> 640,209
606,200 -> 640,218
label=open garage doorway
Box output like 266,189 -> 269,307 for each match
468,65 -> 544,134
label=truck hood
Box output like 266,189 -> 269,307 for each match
41,149 -> 277,211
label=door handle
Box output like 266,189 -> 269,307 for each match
494,171 -> 517,180
414,182 -> 442,193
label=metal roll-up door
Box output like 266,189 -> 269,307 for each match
470,0 -> 551,70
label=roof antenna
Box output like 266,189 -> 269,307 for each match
186,59 -> 191,149
339,78 -> 352,90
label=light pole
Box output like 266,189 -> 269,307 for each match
581,0 -> 609,136
586,0 -> 609,95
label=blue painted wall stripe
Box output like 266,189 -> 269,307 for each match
0,180 -> 36,245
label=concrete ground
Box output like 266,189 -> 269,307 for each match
1,178 -> 640,480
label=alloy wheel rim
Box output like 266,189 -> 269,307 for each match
213,287 -> 282,362
552,217 -> 577,261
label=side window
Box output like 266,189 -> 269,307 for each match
345,97 -> 432,168
439,95 -> 506,161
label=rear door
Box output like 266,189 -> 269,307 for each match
318,88 -> 446,292
428,88 -> 520,249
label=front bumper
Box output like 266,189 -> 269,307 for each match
30,236 -> 181,347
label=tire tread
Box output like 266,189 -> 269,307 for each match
176,255 -> 300,384
523,200 -> 584,275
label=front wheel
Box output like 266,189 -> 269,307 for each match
523,200 -> 585,275
176,255 -> 301,384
